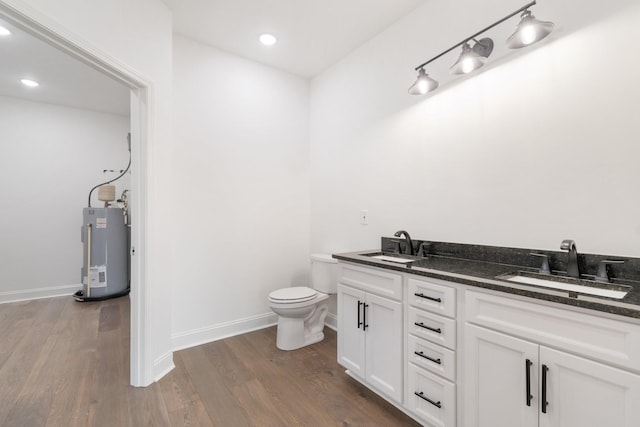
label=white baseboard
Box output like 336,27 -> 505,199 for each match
172,312 -> 278,352
153,351 -> 175,382
325,312 -> 337,331
0,284 -> 79,304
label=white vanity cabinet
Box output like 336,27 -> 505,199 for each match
336,258 -> 640,427
405,277 -> 457,427
464,290 -> 640,427
337,264 -> 403,403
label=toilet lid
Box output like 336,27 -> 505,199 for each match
269,287 -> 317,303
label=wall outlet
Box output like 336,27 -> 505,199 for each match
360,209 -> 369,225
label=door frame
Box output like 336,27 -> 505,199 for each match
0,1 -> 153,386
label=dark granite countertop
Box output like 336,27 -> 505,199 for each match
333,240 -> 640,320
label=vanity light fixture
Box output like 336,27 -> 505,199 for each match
408,0 -> 554,95
20,79 -> 39,87
0,25 -> 11,36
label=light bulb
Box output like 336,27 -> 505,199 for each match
462,58 -> 475,74
520,24 -> 537,45
416,80 -> 429,94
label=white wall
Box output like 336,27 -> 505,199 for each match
0,96 -> 129,301
1,0 -> 174,384
170,35 -> 311,349
310,0 -> 640,259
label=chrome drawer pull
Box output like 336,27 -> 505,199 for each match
414,322 -> 442,334
414,351 -> 441,365
414,292 -> 442,303
414,391 -> 442,408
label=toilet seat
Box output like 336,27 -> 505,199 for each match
269,286 -> 317,304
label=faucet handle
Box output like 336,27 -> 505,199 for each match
529,253 -> 551,275
416,242 -> 431,257
595,260 -> 625,283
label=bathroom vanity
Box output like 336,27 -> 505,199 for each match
334,239 -> 640,427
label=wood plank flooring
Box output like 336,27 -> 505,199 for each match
0,296 -> 420,426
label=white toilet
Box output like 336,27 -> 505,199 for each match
268,253 -> 338,350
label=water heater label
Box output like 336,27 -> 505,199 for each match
96,218 -> 107,229
89,265 -> 107,288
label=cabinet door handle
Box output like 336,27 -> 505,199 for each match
357,301 -> 363,329
541,364 -> 549,414
363,303 -> 369,330
414,292 -> 442,303
414,351 -> 441,365
414,322 -> 442,334
414,391 -> 442,408
525,359 -> 533,407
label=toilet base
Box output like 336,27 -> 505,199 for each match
276,323 -> 325,351
274,303 -> 328,351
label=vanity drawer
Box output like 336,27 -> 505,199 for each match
408,307 -> 456,350
408,334 -> 456,382
408,277 -> 456,318
338,263 -> 403,301
407,363 -> 456,427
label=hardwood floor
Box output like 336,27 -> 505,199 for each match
0,296 -> 421,426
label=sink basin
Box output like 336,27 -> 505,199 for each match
362,252 -> 415,264
498,271 -> 632,300
371,255 -> 415,264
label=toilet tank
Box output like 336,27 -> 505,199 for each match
310,253 -> 339,293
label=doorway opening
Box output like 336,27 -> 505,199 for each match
0,2 -> 152,386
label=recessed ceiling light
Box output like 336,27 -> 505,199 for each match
0,26 -> 11,36
259,33 -> 277,46
20,79 -> 39,87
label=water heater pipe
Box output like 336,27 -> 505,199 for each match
86,223 -> 92,298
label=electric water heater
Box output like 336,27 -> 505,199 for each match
79,207 -> 129,300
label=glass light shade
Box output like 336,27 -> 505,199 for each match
507,10 -> 555,49
0,26 -> 10,36
450,43 -> 488,75
408,68 -> 439,95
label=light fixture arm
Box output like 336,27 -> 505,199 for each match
413,0 -> 537,71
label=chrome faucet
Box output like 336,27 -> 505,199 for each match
560,239 -> 580,278
394,230 -> 414,255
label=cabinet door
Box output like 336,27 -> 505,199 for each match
337,284 -> 366,378
365,292 -> 403,403
464,324 -> 538,427
539,346 -> 640,427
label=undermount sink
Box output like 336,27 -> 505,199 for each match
363,252 -> 416,264
497,271 -> 632,300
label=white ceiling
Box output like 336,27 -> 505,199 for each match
0,1 -> 426,115
0,17 -> 130,116
2,1 -> 638,117
164,0 -> 427,77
